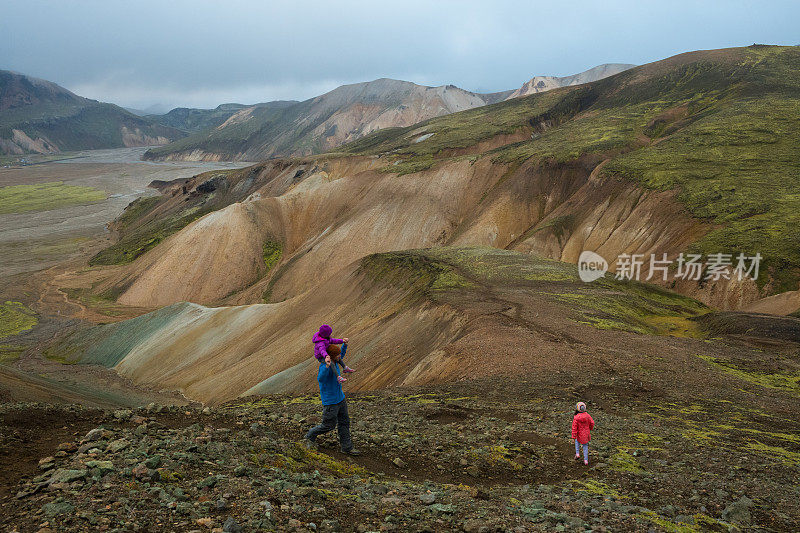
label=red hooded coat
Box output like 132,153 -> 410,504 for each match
572,412 -> 595,444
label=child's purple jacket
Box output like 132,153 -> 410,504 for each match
312,331 -> 344,361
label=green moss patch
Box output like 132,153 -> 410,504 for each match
468,445 -> 524,471
359,250 -> 477,295
744,441 -> 800,466
546,277 -> 708,336
639,511 -> 731,533
90,206 -> 210,265
276,442 -> 368,477
113,196 -> 161,232
0,344 -> 25,364
696,354 -> 800,396
0,181 -> 106,214
604,92 -> 800,290
0,301 -> 37,339
262,240 -> 282,273
609,447 -> 645,474
61,287 -> 133,318
361,247 -> 707,337
572,479 -> 625,499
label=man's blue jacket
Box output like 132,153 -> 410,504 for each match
317,363 -> 345,405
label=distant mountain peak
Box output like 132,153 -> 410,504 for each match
506,63 -> 636,100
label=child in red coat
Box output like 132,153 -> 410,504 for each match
572,401 -> 595,466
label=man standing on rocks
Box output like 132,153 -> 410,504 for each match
305,348 -> 361,455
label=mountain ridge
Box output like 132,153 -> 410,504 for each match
506,63 -> 636,99
0,70 -> 186,155
142,64 -> 632,162
147,100 -> 298,133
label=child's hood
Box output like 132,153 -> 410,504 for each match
312,331 -> 329,344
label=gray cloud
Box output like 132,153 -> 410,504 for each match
2,0 -> 798,110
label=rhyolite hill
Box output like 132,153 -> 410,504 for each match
43,45 -> 800,408
93,45 -> 800,311
142,64 -> 633,162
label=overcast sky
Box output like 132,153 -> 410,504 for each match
2,0 -> 798,111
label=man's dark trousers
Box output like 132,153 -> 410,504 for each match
306,399 -> 353,451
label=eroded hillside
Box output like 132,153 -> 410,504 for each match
42,45 -> 800,406
77,46 -> 800,316
54,246 -> 800,407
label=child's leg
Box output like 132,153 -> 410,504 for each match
340,343 -> 355,373
582,443 -> 589,464
335,344 -> 347,371
575,440 -> 580,458
332,348 -> 347,383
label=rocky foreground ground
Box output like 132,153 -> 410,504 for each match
1,377 -> 797,532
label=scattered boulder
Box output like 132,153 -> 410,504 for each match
131,463 -> 151,480
113,409 -> 133,421
723,496 -> 754,526
107,438 -> 130,453
215,498 -> 229,510
81,428 -> 106,443
56,442 -> 78,453
41,500 -> 74,517
198,475 -> 220,489
47,468 -> 87,485
428,503 -> 455,514
419,492 -> 437,505
223,516 -> 243,533
85,460 -> 115,476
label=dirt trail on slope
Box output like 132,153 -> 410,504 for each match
5,374 -> 797,531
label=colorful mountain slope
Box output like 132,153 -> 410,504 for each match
51,247 -> 712,404
142,64 -> 630,162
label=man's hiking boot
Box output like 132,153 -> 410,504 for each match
342,448 -> 361,456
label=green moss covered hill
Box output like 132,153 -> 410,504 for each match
0,70 -> 185,155
147,101 -> 298,134
337,45 -> 800,291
